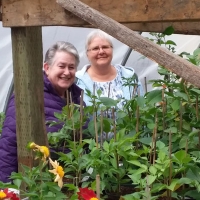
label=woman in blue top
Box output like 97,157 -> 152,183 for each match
76,29 -> 143,107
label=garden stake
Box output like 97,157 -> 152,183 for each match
96,174 -> 100,199
112,108 -> 120,193
69,92 -> 76,149
105,82 -> 111,140
136,105 -> 139,133
144,175 -> 151,200
111,108 -> 116,143
162,88 -> 166,133
100,110 -> 103,148
62,89 -> 70,153
79,90 -> 84,144
179,100 -> 183,133
94,109 -> 98,148
168,130 -> 172,200
144,77 -> 148,93
183,80 -> 191,103
148,109 -> 156,163
196,95 -> 199,120
153,112 -> 158,165
92,83 -> 99,148
73,177 -> 79,187
66,89 -> 69,107
195,95 -> 200,149
181,139 -> 188,200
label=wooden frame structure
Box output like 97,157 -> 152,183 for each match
1,0 -> 200,170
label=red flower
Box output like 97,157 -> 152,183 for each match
77,188 -> 98,200
1,189 -> 20,200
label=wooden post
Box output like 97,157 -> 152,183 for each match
57,0 -> 200,89
0,0 -> 2,21
11,27 -> 48,170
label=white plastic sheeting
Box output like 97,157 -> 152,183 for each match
1,22 -> 200,112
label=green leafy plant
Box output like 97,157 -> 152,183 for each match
3,26 -> 200,200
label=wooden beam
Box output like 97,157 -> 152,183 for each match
57,0 -> 200,88
11,27 -> 48,170
84,22 -> 200,35
2,0 -> 200,29
0,0 -> 2,21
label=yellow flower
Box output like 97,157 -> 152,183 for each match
28,142 -> 49,161
0,191 -> 6,199
91,198 -> 98,200
39,146 -> 50,161
29,142 -> 37,149
49,158 -> 64,188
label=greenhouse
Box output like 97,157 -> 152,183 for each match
1,0 -> 200,199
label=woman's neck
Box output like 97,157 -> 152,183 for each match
87,65 -> 117,82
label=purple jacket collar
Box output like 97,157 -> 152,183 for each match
43,72 -> 82,103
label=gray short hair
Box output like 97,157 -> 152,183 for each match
44,41 -> 80,67
85,29 -> 113,53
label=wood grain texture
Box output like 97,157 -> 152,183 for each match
11,27 -> 48,169
83,21 -> 200,35
57,0 -> 200,88
2,0 -> 200,30
0,0 -> 2,21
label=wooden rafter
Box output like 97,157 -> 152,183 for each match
0,0 -> 2,21
2,0 -> 200,35
56,0 -> 200,88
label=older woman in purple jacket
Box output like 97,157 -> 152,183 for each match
0,41 -> 84,183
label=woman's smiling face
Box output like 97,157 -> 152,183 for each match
87,37 -> 113,68
44,51 -> 77,96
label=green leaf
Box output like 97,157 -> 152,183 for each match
166,40 -> 176,46
157,68 -> 169,75
102,118 -> 111,133
146,90 -> 162,105
171,99 -> 180,111
136,96 -> 145,108
116,110 -> 127,118
167,179 -> 179,191
103,141 -> 109,153
149,166 -> 157,175
163,26 -> 174,35
185,190 -> 200,199
164,127 -> 177,133
13,179 -> 22,189
175,91 -> 188,101
139,137 -> 152,145
128,160 -> 148,170
99,97 -> 118,107
147,175 -> 157,185
191,88 -> 200,95
147,123 -> 155,129
173,150 -> 191,165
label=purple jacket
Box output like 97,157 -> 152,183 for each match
0,73 -> 84,183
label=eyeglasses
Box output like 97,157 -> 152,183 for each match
87,45 -> 113,53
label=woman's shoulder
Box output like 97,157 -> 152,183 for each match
76,64 -> 90,78
114,64 -> 135,77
